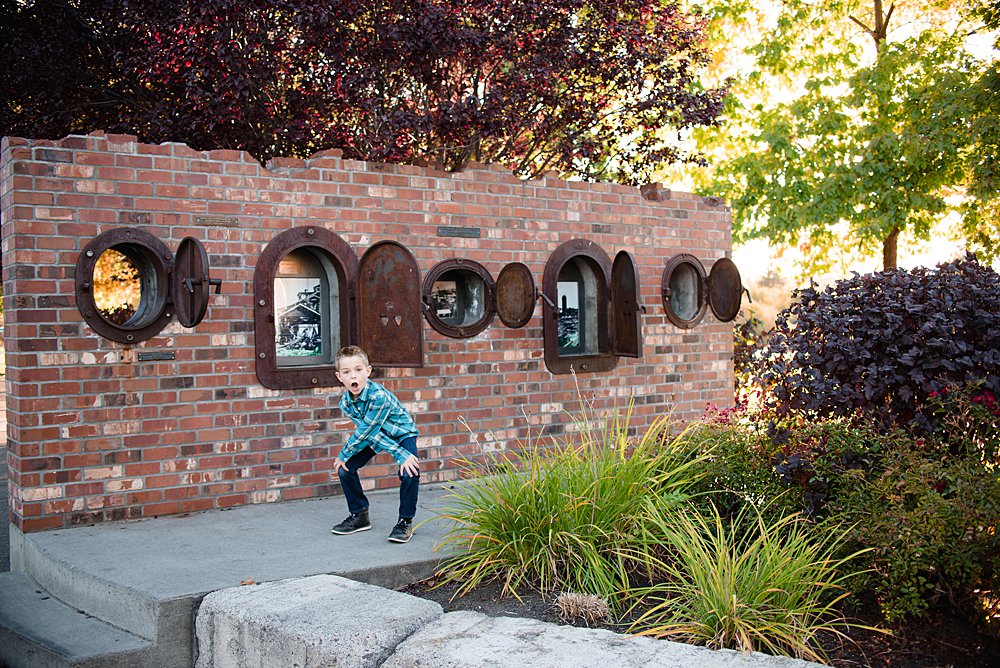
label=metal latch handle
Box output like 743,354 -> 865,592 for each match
184,277 -> 223,294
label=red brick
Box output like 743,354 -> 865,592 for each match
217,494 -> 248,508
164,485 -> 199,500
179,498 -> 215,513
142,502 -> 181,517
21,516 -> 64,532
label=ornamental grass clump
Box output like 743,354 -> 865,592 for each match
554,592 -> 611,626
434,403 -> 708,605
627,503 -> 872,663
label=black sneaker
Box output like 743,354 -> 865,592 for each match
387,518 -> 413,543
331,511 -> 371,535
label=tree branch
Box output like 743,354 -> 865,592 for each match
849,16 -> 875,41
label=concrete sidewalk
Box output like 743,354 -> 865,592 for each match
12,483 -> 455,597
2,485 -> 456,667
2,484 -> 824,668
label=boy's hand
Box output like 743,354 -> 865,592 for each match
400,454 -> 420,478
333,458 -> 347,473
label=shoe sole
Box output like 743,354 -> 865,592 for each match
331,524 -> 372,535
387,533 -> 411,543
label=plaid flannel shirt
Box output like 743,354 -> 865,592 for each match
337,380 -> 418,466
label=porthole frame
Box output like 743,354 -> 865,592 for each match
661,253 -> 707,329
422,258 -> 496,339
75,227 -> 174,344
253,226 -> 358,390
542,238 -> 617,375
661,254 -> 744,328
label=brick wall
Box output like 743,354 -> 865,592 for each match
1,132 -> 735,533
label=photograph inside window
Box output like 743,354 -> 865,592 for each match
557,280 -> 582,350
275,276 -> 323,358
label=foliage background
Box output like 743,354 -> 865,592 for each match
0,0 -> 726,184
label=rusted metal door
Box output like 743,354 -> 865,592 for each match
358,241 -> 423,367
495,262 -> 536,329
172,236 -> 218,328
707,257 -> 743,323
610,251 -> 642,358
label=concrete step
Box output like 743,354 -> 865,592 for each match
7,488 -> 456,667
14,525 -> 198,667
0,572 -> 154,668
10,539 -> 204,668
15,531 -> 162,642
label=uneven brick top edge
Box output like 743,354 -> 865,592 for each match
1,132 -> 725,207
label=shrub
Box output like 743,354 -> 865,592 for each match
924,380 -> 1000,463
751,253 -> 1000,431
627,502 -> 870,663
680,415 -> 794,519
828,436 -> 1000,622
689,409 -> 1000,624
434,408 -> 708,604
685,411 -> 884,522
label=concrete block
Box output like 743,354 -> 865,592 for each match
383,611 -> 826,668
195,574 -> 442,668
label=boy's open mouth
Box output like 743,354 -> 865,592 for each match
351,382 -> 360,390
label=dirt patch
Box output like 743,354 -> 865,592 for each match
399,576 -> 1000,667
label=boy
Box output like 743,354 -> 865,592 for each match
331,345 -> 420,543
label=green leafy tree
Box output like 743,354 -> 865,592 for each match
962,1 -> 1000,260
690,1 -> 997,270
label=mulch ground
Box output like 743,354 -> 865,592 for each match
399,575 -> 1000,668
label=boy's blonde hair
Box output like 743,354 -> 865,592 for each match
336,345 -> 369,368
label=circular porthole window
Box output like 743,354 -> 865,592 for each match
422,259 -> 495,338
661,254 -> 707,329
76,228 -> 215,344
76,228 -> 172,343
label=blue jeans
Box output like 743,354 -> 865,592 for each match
338,437 -> 419,520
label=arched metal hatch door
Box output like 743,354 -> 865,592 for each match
172,236 -> 218,328
610,250 -> 642,358
495,262 -> 536,328
358,241 -> 423,367
707,257 -> 743,323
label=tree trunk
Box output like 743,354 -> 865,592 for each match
883,225 -> 899,270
